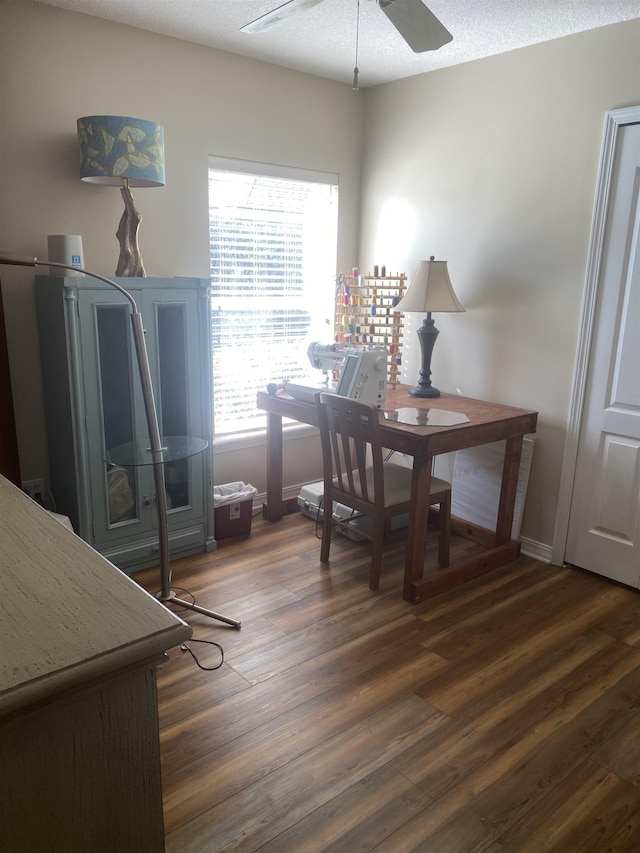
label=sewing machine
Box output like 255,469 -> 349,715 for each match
282,341 -> 388,407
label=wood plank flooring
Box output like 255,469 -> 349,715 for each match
134,512 -> 640,852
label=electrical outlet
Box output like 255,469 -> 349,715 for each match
22,478 -> 45,506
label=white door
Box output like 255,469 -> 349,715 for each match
564,119 -> 640,586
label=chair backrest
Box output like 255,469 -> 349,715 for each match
317,392 -> 385,515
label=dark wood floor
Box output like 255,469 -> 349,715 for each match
135,511 -> 640,852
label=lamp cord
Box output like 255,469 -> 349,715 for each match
159,586 -> 225,671
181,639 -> 224,671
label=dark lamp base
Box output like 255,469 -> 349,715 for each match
409,385 -> 441,398
410,314 -> 442,399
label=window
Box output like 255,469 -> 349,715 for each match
209,157 -> 339,438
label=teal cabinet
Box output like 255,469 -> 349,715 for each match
36,276 -> 215,573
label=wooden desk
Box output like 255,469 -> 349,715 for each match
257,386 -> 538,602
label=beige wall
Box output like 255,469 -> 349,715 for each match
358,20 -> 640,550
0,1 -> 362,497
1,2 -> 639,552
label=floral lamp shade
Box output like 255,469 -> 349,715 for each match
77,115 -> 165,277
77,116 -> 165,187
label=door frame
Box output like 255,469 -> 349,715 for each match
552,105 -> 640,566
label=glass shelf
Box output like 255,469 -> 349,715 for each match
105,435 -> 208,468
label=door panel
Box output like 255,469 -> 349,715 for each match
565,121 -> 640,586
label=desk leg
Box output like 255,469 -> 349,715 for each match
263,411 -> 284,521
406,436 -> 524,602
403,453 -> 433,600
496,435 -> 524,545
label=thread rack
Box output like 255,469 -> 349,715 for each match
334,269 -> 407,388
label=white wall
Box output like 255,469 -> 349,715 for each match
0,1 -> 363,497
358,20 -> 640,551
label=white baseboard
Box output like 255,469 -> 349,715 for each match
252,484 -> 309,515
520,536 -> 553,564
258,483 -> 555,566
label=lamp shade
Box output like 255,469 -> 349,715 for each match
77,115 -> 165,187
396,259 -> 465,313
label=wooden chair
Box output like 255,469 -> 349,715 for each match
316,392 -> 451,590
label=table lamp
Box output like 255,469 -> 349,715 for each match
77,115 -> 165,278
396,257 -> 465,397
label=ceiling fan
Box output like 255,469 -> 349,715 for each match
240,0 -> 453,54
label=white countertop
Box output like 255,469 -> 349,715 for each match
0,475 -> 190,717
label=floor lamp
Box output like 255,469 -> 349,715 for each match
0,251 -> 240,629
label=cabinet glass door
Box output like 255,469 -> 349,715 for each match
96,304 -> 139,524
156,302 -> 189,510
146,292 -> 206,522
78,290 -> 153,545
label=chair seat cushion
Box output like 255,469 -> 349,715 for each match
336,464 -> 450,508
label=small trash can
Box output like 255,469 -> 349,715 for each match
213,481 -> 258,540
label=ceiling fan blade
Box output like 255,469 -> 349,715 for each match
378,0 -> 453,53
241,0 -> 327,34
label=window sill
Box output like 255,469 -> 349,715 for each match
213,422 -> 318,455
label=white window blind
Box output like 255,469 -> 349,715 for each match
209,157 -> 338,437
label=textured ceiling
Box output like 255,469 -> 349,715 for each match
36,0 -> 640,87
